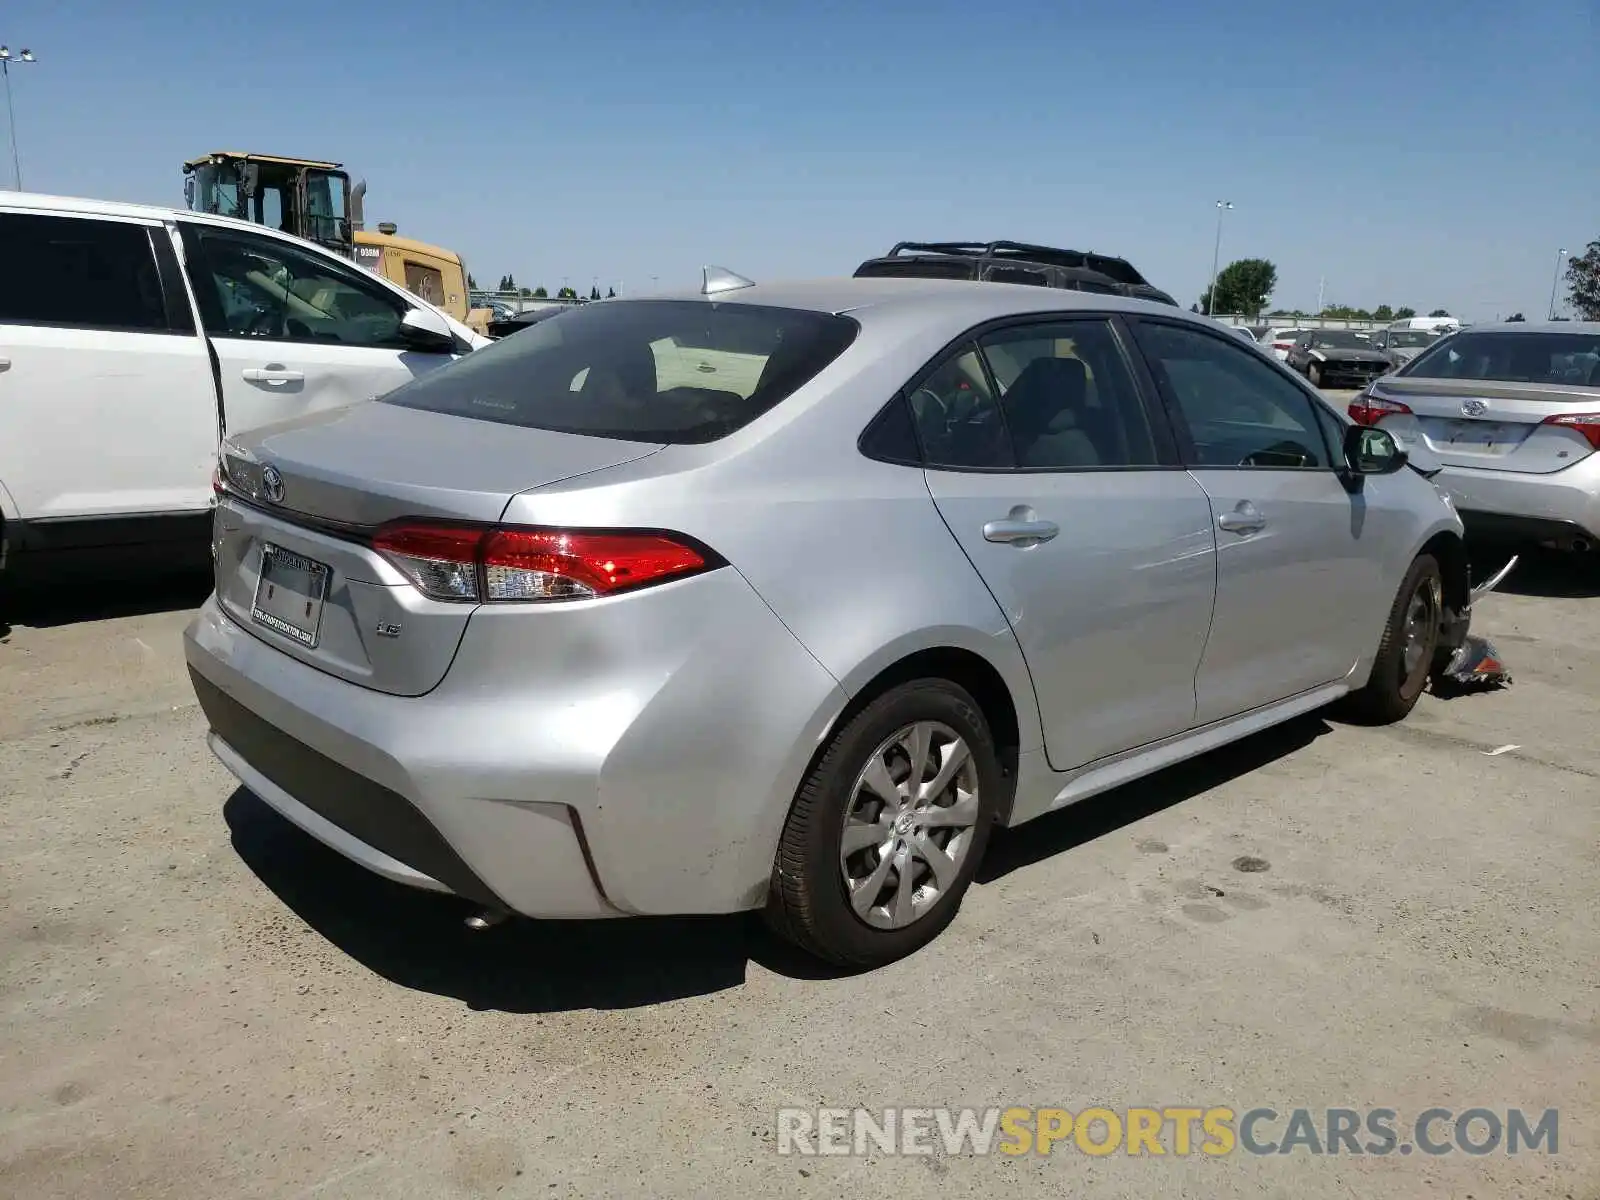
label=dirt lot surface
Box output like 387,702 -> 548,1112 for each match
3,550 -> 1597,1199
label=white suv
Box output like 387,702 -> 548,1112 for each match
0,192 -> 487,580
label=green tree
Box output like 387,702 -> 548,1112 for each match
589,284 -> 601,301
1428,308 -> 1451,318
1565,240 -> 1600,320
1319,304 -> 1372,320
1394,307 -> 1417,320
519,287 -> 532,297
1506,312 -> 1526,322
467,273 -> 477,289
533,286 -> 548,298
1198,258 -> 1278,317
558,286 -> 578,299
607,287 -> 616,298
1372,304 -> 1394,321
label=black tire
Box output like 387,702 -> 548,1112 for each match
764,679 -> 1002,967
1308,361 -> 1324,387
1340,554 -> 1442,724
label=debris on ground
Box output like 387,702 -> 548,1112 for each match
1432,634 -> 1513,696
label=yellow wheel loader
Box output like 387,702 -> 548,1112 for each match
182,152 -> 492,333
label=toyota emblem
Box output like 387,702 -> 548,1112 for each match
1461,399 -> 1488,417
261,465 -> 286,504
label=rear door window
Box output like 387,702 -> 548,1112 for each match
979,320 -> 1159,468
0,212 -> 170,332
382,299 -> 859,444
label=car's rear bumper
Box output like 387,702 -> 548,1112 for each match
184,567 -> 850,918
1436,458 -> 1600,545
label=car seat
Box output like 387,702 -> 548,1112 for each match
1001,358 -> 1102,467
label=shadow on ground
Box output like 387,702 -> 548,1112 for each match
225,788 -> 779,1010
977,713 -> 1332,884
1469,544 -> 1600,600
227,716 -> 1336,1006
0,565 -> 212,634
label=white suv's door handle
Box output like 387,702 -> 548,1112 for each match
0,357 -> 11,371
241,367 -> 304,385
1217,501 -> 1266,534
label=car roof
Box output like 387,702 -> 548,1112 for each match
0,189 -> 317,240
635,275 -> 1185,323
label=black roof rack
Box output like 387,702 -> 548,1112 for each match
884,240 -> 1149,286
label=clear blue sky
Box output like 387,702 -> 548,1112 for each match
6,0 -> 1597,319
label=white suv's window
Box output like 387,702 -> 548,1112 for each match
187,226 -> 408,348
0,213 -> 169,333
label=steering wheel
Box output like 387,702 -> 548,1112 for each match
910,386 -> 950,427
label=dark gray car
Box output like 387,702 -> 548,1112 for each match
1287,329 -> 1392,388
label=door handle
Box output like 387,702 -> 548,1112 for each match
0,357 -> 11,371
1217,501 -> 1266,534
241,367 -> 304,385
983,518 -> 1059,546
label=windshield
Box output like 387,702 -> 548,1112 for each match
1403,331 -> 1600,386
382,299 -> 860,443
190,164 -> 245,219
1314,331 -> 1371,349
1388,330 -> 1436,349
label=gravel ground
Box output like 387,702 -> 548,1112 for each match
2,546 -> 1597,1200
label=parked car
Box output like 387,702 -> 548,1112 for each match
853,240 -> 1179,306
1349,322 -> 1600,552
1261,326 -> 1310,362
1224,324 -> 1262,344
0,192 -> 488,581
1286,329 -> 1392,388
186,273 -> 1474,968
1368,327 -> 1440,370
486,304 -> 569,339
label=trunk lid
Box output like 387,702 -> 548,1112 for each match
215,402 -> 662,695
1371,376 -> 1600,474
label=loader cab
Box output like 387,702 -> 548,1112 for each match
183,152 -> 353,256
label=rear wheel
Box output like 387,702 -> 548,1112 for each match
1340,554 -> 1442,724
765,679 -> 1001,967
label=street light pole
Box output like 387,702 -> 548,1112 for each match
0,46 -> 39,191
1547,248 -> 1568,320
1206,200 -> 1233,315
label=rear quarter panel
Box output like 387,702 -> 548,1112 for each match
497,312 -> 1047,756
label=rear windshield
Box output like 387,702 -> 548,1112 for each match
1403,331 -> 1600,387
1387,330 -> 1437,348
381,300 -> 859,443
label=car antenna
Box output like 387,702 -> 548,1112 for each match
702,265 -> 755,296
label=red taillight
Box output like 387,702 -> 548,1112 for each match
1272,341 -> 1293,350
1539,412 -> 1600,451
1348,392 -> 1413,427
372,522 -> 715,603
211,462 -> 224,496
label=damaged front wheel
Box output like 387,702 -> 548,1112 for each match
1340,553 -> 1442,724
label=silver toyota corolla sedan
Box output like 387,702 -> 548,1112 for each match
1350,323 -> 1600,552
185,273 -> 1474,967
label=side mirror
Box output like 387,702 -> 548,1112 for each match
1344,424 -> 1407,475
398,305 -> 456,352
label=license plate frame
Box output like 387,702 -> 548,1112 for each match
250,543 -> 329,649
